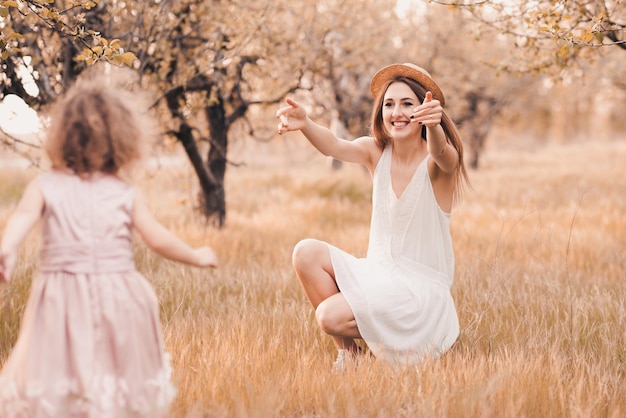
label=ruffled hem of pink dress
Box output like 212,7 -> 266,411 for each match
0,356 -> 176,418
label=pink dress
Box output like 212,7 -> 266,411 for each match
0,171 -> 176,418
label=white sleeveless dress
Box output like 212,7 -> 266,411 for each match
329,146 -> 459,365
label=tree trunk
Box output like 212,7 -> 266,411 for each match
165,86 -> 223,226
204,101 -> 228,227
469,136 -> 481,170
177,122 -> 220,221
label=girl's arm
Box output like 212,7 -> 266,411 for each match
276,98 -> 379,172
0,179 -> 45,282
132,191 -> 218,268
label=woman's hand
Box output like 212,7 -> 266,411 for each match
276,98 -> 308,134
410,91 -> 442,128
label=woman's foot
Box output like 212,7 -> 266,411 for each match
332,346 -> 364,373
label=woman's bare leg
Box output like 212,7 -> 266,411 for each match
316,293 -> 361,339
292,238 -> 359,351
292,239 -> 338,308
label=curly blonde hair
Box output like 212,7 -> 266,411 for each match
44,67 -> 155,176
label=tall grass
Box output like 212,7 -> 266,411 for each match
1,139 -> 625,417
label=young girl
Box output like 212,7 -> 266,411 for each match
0,72 -> 218,417
276,63 -> 469,370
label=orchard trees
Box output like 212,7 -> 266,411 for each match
0,0 -> 407,225
126,1 -> 309,226
0,0 -> 135,104
397,0 -> 624,166
0,0 -> 309,226
0,0 -> 136,165
286,0 -> 405,169
394,4 -> 539,168
2,0 -> 620,220
446,0 -> 625,72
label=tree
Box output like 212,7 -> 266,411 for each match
2,0 -> 415,225
127,1 -> 309,226
287,0 -> 404,169
444,0 -> 625,73
389,4 -> 506,168
0,0 -> 135,104
0,0 -> 135,166
392,0 -> 626,167
1,0 -> 308,227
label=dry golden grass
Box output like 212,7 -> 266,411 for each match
1,138 -> 625,417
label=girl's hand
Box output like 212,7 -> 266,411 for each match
411,91 -> 442,128
0,250 -> 15,283
194,246 -> 219,269
0,252 -> 5,283
276,98 -> 308,134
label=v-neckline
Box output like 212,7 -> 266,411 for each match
390,152 -> 428,200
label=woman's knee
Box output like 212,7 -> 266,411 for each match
292,238 -> 326,272
315,294 -> 356,336
315,300 -> 339,335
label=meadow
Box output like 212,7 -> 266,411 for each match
1,137 -> 625,417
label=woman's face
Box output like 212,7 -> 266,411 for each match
382,81 -> 421,141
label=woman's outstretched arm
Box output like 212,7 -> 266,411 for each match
276,98 -> 378,171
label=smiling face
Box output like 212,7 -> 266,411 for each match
382,81 -> 422,142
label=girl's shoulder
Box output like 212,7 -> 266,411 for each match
36,169 -> 70,186
36,170 -> 135,193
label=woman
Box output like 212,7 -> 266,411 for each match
276,63 -> 469,370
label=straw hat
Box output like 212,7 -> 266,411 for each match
370,63 -> 445,106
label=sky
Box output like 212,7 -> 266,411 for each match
395,0 -> 426,18
0,94 -> 42,136
0,56 -> 42,137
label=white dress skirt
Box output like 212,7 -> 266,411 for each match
330,146 -> 459,366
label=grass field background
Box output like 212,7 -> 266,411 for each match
1,137 -> 625,417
